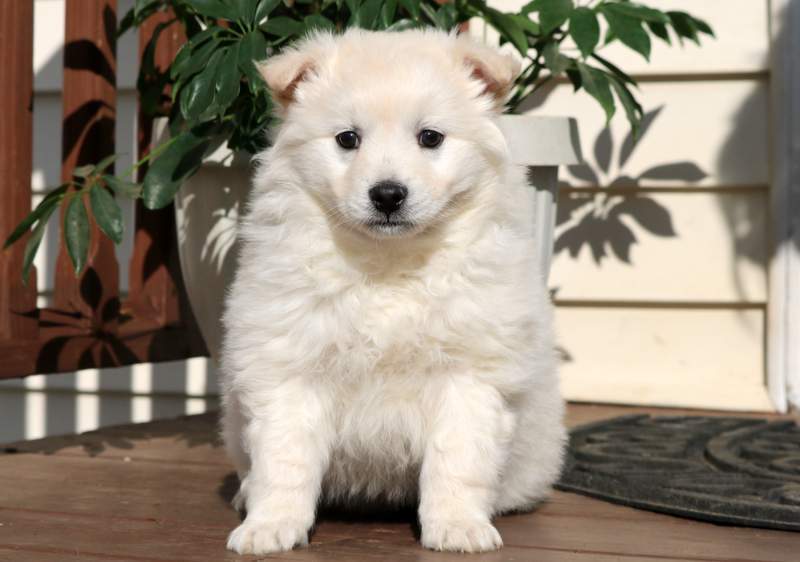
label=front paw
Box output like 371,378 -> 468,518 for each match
421,518 -> 503,553
226,517 -> 310,555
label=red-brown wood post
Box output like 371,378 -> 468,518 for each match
127,11 -> 186,326
54,0 -> 120,338
0,1 -> 38,342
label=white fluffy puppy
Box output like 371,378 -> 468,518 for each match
221,28 -> 566,555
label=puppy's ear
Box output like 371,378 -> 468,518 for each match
257,36 -> 330,110
456,35 -> 521,110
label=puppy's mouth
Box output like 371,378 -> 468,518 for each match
363,217 -> 417,236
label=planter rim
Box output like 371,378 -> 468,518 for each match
496,115 -> 582,167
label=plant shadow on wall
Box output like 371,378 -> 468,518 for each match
554,107 -> 707,264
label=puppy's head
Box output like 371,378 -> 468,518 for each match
258,29 -> 519,238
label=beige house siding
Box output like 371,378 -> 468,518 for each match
485,0 -> 776,410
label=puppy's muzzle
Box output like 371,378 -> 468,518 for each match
369,181 -> 408,218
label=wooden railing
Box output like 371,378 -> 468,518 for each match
0,1 -> 206,379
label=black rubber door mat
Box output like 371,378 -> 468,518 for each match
556,415 -> 800,531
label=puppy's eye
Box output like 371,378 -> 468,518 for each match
336,130 -> 360,150
418,129 -> 444,149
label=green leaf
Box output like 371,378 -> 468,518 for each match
171,29 -> 224,82
577,61 -> 615,122
603,3 -> 669,24
254,0 -> 282,24
65,194 -> 90,275
398,0 -> 419,20
89,186 -> 123,245
590,53 -> 637,86
692,16 -> 714,37
185,0 -> 239,20
304,14 -> 335,32
609,76 -> 643,137
647,20 -> 671,45
353,0 -> 383,29
523,0 -> 573,34
667,11 -> 712,44
240,0 -> 261,23
569,7 -> 599,58
95,154 -> 117,173
21,204 -> 53,284
215,44 -> 241,113
239,31 -> 268,92
171,44 -> 196,83
543,42 -> 570,74
134,0 -> 161,18
510,14 -> 540,35
484,8 -> 529,56
667,11 -> 695,44
180,48 -> 225,122
143,128 -> 214,210
103,175 -> 142,199
435,4 -> 456,30
345,0 -> 361,15
379,0 -> 398,28
3,185 -> 68,249
119,0 -> 160,36
261,16 -> 306,37
387,18 -> 419,31
601,7 -> 651,60
418,3 -> 438,26
72,164 -> 95,178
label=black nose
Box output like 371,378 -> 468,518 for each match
369,181 -> 408,215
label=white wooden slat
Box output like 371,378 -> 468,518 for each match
485,0 -> 769,75
32,0 -> 64,93
557,306 -> 774,411
33,0 -> 138,93
550,190 -> 768,303
525,79 -> 769,189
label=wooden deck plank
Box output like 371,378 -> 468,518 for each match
1,404 -> 798,562
0,505 -> 725,562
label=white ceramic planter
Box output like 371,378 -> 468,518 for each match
171,115 -> 581,355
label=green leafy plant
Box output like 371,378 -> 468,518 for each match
4,0 -> 712,278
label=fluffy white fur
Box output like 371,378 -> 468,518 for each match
220,28 -> 566,555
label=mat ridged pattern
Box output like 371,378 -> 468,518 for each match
556,415 -> 800,531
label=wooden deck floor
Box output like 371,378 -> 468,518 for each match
1,403 -> 798,561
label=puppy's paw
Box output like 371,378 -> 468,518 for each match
421,518 -> 503,553
226,518 -> 309,555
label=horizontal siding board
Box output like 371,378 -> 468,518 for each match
557,307 -> 773,411
550,190 -> 768,303
528,79 -> 770,189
